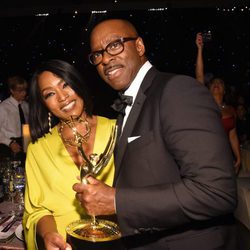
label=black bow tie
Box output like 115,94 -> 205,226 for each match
111,92 -> 133,115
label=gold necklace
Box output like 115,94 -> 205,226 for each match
58,116 -> 91,147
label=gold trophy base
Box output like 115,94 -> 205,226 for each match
66,219 -> 123,250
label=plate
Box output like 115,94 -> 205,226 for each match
15,224 -> 24,241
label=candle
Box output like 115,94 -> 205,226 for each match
22,124 -> 31,152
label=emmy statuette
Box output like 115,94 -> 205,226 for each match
60,116 -> 122,250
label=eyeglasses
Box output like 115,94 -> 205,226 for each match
88,37 -> 138,66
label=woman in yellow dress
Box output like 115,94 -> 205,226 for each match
23,59 -> 115,250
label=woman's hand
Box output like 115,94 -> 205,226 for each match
196,32 -> 203,49
43,232 -> 72,250
37,215 -> 72,250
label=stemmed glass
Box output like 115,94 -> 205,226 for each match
12,166 -> 25,215
3,162 -> 16,215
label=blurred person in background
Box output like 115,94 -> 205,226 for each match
0,75 -> 29,161
236,103 -> 250,145
195,32 -> 241,172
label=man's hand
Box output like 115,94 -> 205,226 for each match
9,141 -> 22,153
73,176 -> 116,216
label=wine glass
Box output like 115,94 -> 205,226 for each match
5,167 -> 16,215
13,166 -> 25,215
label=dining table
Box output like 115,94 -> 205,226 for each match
0,201 -> 26,250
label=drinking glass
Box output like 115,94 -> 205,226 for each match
13,166 -> 25,215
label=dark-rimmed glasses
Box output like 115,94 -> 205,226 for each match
88,37 -> 138,66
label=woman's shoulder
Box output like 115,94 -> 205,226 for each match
28,127 -> 58,150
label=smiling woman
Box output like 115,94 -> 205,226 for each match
23,59 -> 116,250
38,71 -> 84,121
28,60 -> 93,142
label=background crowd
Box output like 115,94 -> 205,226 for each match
0,8 -> 250,116
1,9 -> 250,153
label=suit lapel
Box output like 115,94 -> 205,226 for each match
114,67 -> 158,184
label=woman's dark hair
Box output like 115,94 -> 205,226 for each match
29,59 -> 93,142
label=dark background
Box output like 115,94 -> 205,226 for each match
0,0 -> 250,116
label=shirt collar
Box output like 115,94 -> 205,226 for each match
9,95 -> 20,106
124,61 -> 152,100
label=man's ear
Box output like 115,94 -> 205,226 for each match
135,37 -> 145,56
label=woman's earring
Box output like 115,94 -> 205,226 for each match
48,112 -> 52,133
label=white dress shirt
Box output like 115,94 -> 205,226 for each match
114,61 -> 152,212
122,61 -> 152,131
0,96 -> 29,146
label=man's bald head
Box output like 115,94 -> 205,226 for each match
89,19 -> 147,91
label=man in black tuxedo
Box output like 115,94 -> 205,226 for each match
74,19 -> 238,249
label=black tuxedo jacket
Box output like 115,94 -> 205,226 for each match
114,67 -> 238,250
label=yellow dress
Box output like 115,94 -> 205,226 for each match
23,116 -> 116,250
